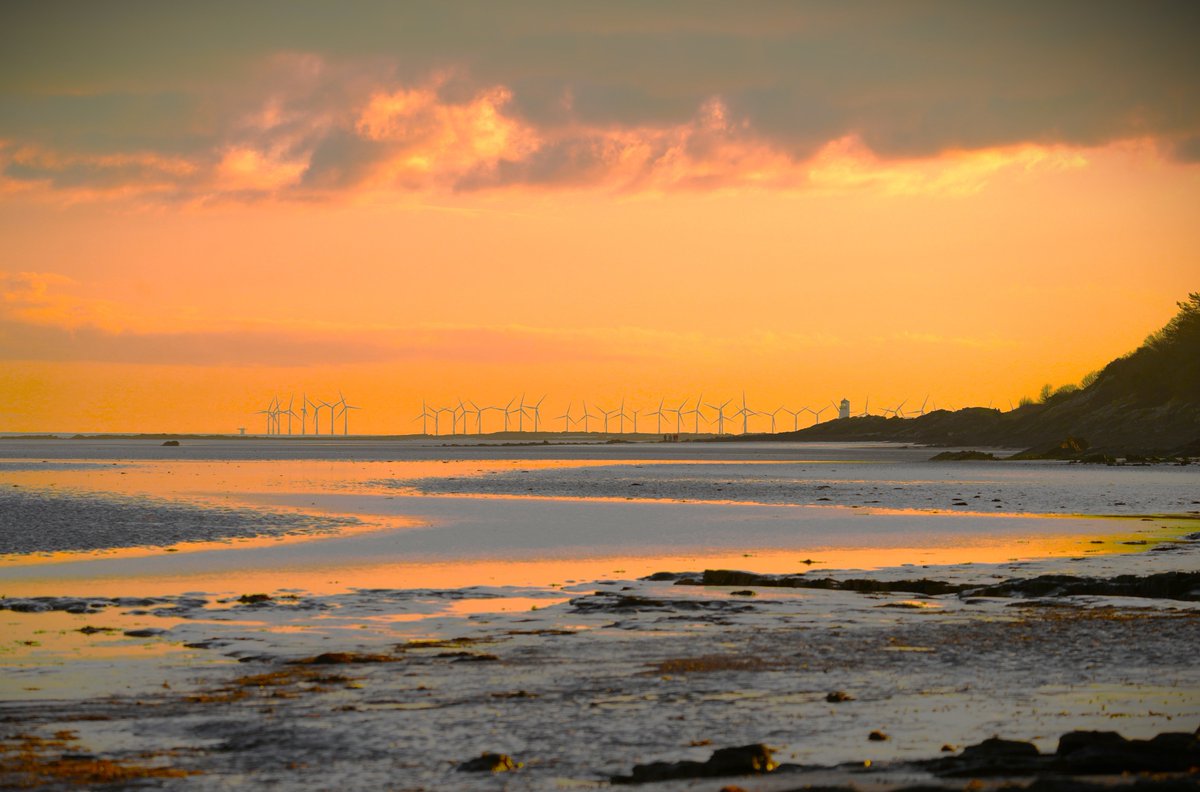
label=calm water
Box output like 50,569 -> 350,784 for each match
1,438 -> 1195,593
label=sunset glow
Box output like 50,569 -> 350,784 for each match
2,3 -> 1197,433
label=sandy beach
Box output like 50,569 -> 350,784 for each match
1,439 -> 1197,790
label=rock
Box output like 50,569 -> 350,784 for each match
960,737 -> 1039,759
161,440 -> 180,446
1054,730 -> 1199,773
826,691 -> 855,703
123,628 -> 166,637
1055,730 -> 1128,758
921,736 -> 1047,777
293,652 -> 397,665
730,590 -> 756,596
457,752 -> 520,772
930,450 -> 998,461
569,592 -> 755,614
613,744 -> 776,784
967,571 -> 1200,601
868,731 -> 888,741
678,569 -> 968,596
237,593 -> 272,604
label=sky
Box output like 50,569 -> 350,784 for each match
2,1 -> 1198,434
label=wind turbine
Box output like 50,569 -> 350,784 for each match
414,400 -> 433,435
502,398 -> 516,432
454,398 -> 470,435
687,393 -> 706,434
857,396 -> 871,417
595,404 -> 614,434
301,394 -> 312,435
579,401 -> 596,432
648,398 -> 666,434
669,399 -> 687,434
705,398 -> 732,435
617,397 -> 627,434
517,393 -> 528,432
913,395 -> 930,416
631,408 -> 640,434
530,395 -> 546,433
260,396 -> 277,435
329,398 -> 344,436
735,392 -> 756,434
784,407 -> 802,431
766,406 -> 784,433
255,404 -> 272,435
339,396 -> 360,435
557,402 -> 574,432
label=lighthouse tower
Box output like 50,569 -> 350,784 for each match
838,398 -> 851,420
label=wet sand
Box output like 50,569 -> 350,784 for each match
1,440 -> 1198,790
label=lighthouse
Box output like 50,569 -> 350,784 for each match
838,398 -> 851,420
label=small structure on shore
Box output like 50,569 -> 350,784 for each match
838,398 -> 851,420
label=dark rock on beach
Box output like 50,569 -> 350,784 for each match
291,652 -> 399,665
968,571 -> 1200,601
677,569 -> 968,596
612,744 -> 777,784
457,752 -> 520,772
930,450 -> 999,461
671,568 -> 1200,602
1054,729 -> 1200,773
915,728 -> 1200,779
569,592 -> 756,614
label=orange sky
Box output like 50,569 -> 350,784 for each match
2,3 -> 1198,433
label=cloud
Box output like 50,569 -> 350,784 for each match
1,271 -> 127,330
2,3 -> 1197,202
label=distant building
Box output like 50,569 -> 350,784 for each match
838,399 -> 851,420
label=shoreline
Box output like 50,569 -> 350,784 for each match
3,535 -> 1197,789
2,443 -> 1197,789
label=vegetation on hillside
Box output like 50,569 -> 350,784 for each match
1095,292 -> 1200,404
788,293 -> 1200,452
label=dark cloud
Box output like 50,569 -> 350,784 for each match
300,129 -> 387,190
1173,136 -> 1200,163
2,0 -> 1197,197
